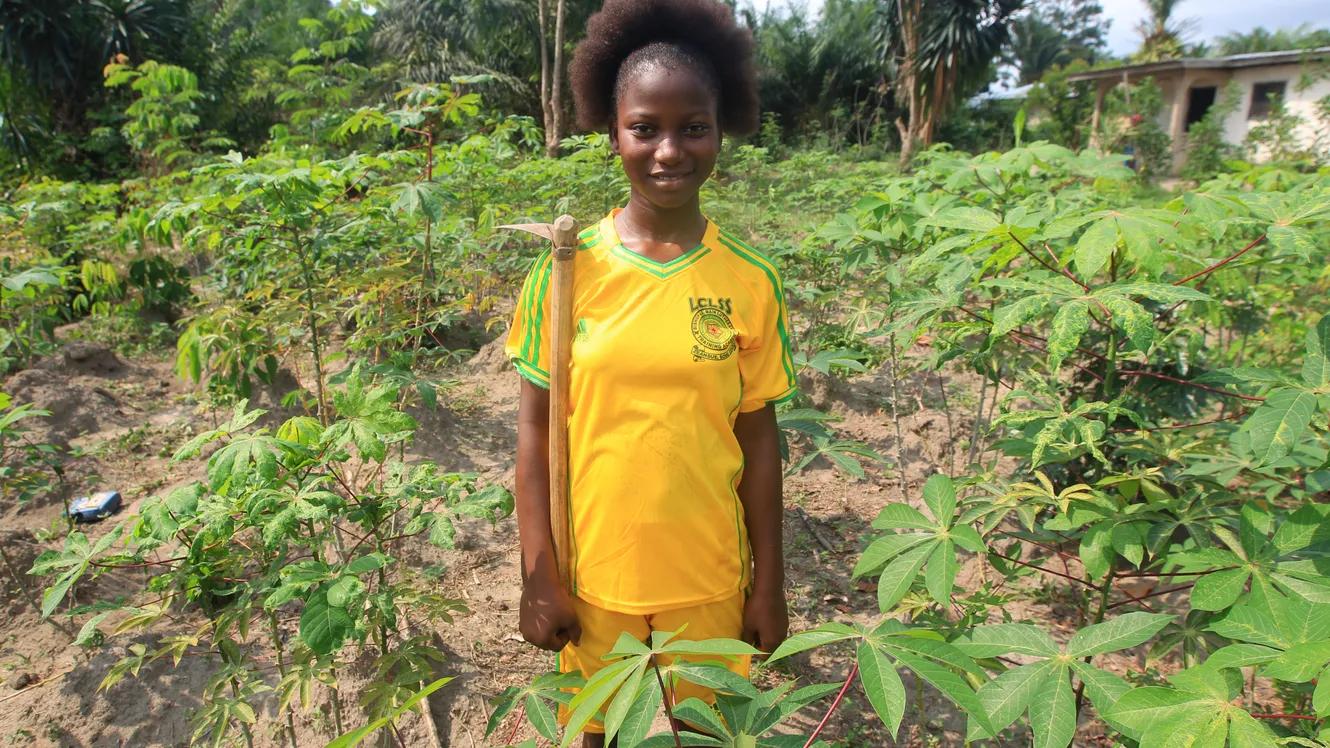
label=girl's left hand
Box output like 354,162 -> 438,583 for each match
741,586 -> 789,653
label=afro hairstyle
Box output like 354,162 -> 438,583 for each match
569,0 -> 759,136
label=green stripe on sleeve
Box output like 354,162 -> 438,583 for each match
520,252 -> 552,364
717,233 -> 798,387
512,357 -> 550,388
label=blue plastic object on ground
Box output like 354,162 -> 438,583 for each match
66,490 -> 122,523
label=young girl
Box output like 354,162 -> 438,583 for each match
506,0 -> 794,741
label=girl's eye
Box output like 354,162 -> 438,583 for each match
686,124 -> 710,136
629,124 -> 655,136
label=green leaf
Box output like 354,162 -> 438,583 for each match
992,294 -> 1051,337
924,540 -> 958,605
766,624 -> 859,663
1069,661 -> 1131,714
1110,282 -> 1210,304
601,661 -> 649,743
1239,388 -> 1318,466
890,648 -> 994,736
1047,299 -> 1091,370
1102,296 -> 1154,353
616,674 -> 662,747
391,180 -> 452,222
853,533 -> 932,578
926,207 -> 1001,232
346,553 -> 388,575
1079,522 -> 1114,580
1262,641 -> 1330,682
1074,217 -> 1117,278
659,638 -> 761,657
1066,612 -> 1174,657
327,677 -> 453,748
1225,709 -> 1280,747
956,623 -> 1059,658
973,661 -> 1051,738
326,576 -> 364,608
1313,665 -> 1330,716
1107,686 -> 1198,739
857,641 -> 906,738
299,591 -> 354,656
871,503 -> 934,530
1190,568 -> 1250,612
877,543 -> 934,612
1028,665 -> 1075,748
562,659 -> 639,746
670,662 -> 758,697
921,474 -> 956,523
1303,315 -> 1330,390
527,693 -> 559,741
1204,643 -> 1281,669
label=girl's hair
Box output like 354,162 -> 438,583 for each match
569,0 -> 759,135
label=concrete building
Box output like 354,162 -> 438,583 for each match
1068,47 -> 1330,172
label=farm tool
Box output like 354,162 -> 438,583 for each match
500,215 -> 579,593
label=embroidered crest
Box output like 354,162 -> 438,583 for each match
689,299 -> 737,361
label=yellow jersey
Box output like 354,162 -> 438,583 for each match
505,209 -> 796,614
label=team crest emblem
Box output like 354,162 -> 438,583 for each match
689,298 -> 737,361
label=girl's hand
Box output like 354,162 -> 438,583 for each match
741,585 -> 788,653
519,566 -> 582,652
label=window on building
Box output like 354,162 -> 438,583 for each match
1186,86 -> 1217,127
1248,81 -> 1286,119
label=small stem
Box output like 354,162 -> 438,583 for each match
1009,231 -> 1088,290
653,657 -> 683,748
803,662 -> 859,748
1173,234 -> 1266,286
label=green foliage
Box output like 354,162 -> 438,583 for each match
31,377 -> 511,745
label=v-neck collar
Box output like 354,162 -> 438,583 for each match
604,208 -> 715,280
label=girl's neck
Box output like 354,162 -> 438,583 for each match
617,193 -> 707,249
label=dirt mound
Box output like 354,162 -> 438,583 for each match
3,368 -> 127,448
34,343 -> 125,378
468,333 -> 512,374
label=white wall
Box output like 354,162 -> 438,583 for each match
1218,63 -> 1330,156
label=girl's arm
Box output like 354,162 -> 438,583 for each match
734,403 -> 789,652
515,378 -> 581,651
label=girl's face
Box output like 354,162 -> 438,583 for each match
610,65 -> 720,212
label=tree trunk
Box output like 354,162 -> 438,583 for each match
546,0 -> 569,157
537,0 -> 553,150
894,0 -> 923,168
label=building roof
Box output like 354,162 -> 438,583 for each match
969,83 -> 1035,105
1067,46 -> 1330,82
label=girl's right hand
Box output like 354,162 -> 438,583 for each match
519,567 -> 582,651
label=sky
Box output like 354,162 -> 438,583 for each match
754,0 -> 1330,57
1100,0 -> 1330,55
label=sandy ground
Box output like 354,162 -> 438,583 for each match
0,331 -> 1151,747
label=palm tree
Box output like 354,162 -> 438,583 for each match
0,0 -> 189,134
1008,14 -> 1069,84
1214,24 -> 1330,56
877,0 -> 1023,166
1133,0 -> 1195,62
372,0 -> 530,89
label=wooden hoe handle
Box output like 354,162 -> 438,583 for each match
548,215 -> 578,593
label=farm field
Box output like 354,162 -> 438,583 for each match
3,129 -> 1329,747
3,2 -> 1330,746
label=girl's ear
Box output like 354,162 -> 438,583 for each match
608,125 -> 619,155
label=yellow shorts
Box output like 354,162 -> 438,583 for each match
557,592 -> 749,734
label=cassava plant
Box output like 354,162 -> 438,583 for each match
30,371 -> 513,746
491,142 -> 1330,746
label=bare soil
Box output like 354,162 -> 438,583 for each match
0,331 -> 1151,747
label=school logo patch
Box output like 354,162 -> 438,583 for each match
689,297 -> 737,361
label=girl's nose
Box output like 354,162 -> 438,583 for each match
655,136 -> 683,164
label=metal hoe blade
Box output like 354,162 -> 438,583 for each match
498,222 -> 557,242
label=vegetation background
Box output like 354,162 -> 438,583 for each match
1,0 -> 1329,747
